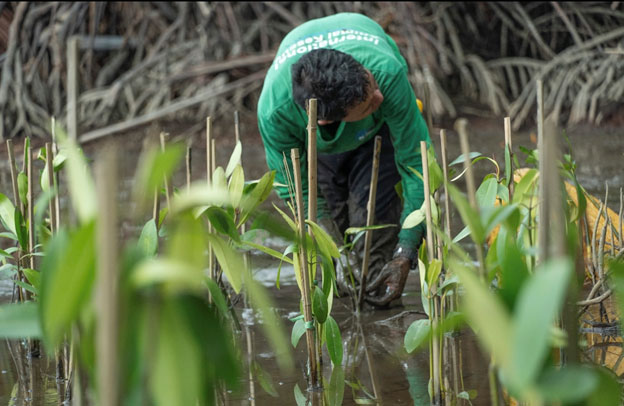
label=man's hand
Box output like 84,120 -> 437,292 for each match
364,256 -> 411,306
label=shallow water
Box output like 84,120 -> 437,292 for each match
0,116 -> 622,405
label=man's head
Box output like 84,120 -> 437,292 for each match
292,49 -> 384,125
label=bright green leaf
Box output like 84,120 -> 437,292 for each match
138,219 -> 158,257
0,302 -> 41,338
404,319 -> 431,353
225,141 -> 242,178
324,315 -> 342,366
312,286 -> 328,323
291,318 -> 306,348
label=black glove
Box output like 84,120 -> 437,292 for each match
364,256 -> 411,307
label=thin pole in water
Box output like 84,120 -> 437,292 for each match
291,148 -> 319,389
94,144 -> 120,406
358,136 -> 382,309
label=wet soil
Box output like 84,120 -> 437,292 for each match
0,114 -> 622,405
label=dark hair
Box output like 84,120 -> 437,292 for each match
291,49 -> 370,121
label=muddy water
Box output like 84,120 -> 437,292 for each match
0,116 -> 622,405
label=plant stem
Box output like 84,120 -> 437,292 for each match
46,143 -> 57,234
358,136 -> 382,308
95,145 -> 120,406
291,148 -> 319,389
504,117 -> 514,201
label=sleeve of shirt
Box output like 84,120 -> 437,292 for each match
257,111 -> 331,221
378,70 -> 431,250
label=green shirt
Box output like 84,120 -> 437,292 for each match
257,12 -> 430,248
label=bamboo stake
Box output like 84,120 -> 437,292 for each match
234,111 -> 241,144
94,144 -> 120,406
46,143 -> 57,234
186,145 -> 192,192
206,117 -> 215,286
537,79 -> 548,264
67,37 -> 79,141
52,118 -> 61,229
159,132 -> 172,210
421,140 -> 441,404
422,141 -> 435,262
6,140 -> 22,215
291,148 -> 318,388
26,144 -> 34,272
8,138 -> 23,302
440,130 -> 451,241
307,99 -> 318,224
456,119 -> 486,280
504,117 -> 514,201
358,136 -> 382,309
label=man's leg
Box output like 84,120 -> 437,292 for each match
346,125 -> 402,285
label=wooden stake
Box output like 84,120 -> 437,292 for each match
358,136 -> 382,308
206,117 -> 212,186
537,79 -> 548,264
6,140 -> 22,215
439,130 -> 451,239
46,143 -> 58,234
94,145 -> 120,406
186,145 -> 192,192
307,99 -> 318,224
456,119 -> 486,280
421,141 -> 435,261
504,117 -> 514,201
234,111 -> 241,144
26,144 -> 34,271
67,37 -> 79,141
159,132 -> 172,210
291,148 -> 318,388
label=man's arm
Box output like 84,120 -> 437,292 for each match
258,112 -> 332,220
379,69 -> 431,258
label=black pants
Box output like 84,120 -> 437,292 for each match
317,124 -> 402,274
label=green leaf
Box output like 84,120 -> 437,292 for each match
17,172 -> 28,208
511,168 -> 538,205
212,166 -> 227,193
475,177 -> 498,209
252,360 -> 279,397
324,315 -> 342,366
56,132 -> 97,223
151,298 -> 203,406
327,366 -> 345,406
448,183 -> 485,245
138,219 -> 158,257
453,259 -> 512,372
510,258 -> 572,392
0,193 -> 17,236
294,384 -> 308,406
536,365 -> 598,403
306,220 -> 340,258
225,141 -> 242,177
0,302 -> 41,338
131,259 -> 203,294
449,151 -> 482,166
204,277 -> 229,317
587,366 -> 621,406
204,206 -> 241,243
14,280 -> 37,295
404,319 -> 431,353
238,171 -> 276,226
22,268 -> 41,293
452,226 -> 471,243
426,259 -> 443,290
14,209 -> 28,251
403,205 -> 425,229
205,234 -> 243,293
312,286 -> 328,323
243,270 -> 294,372
291,318 -> 306,348
134,142 -> 185,209
40,222 -> 96,348
228,165 -> 245,208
